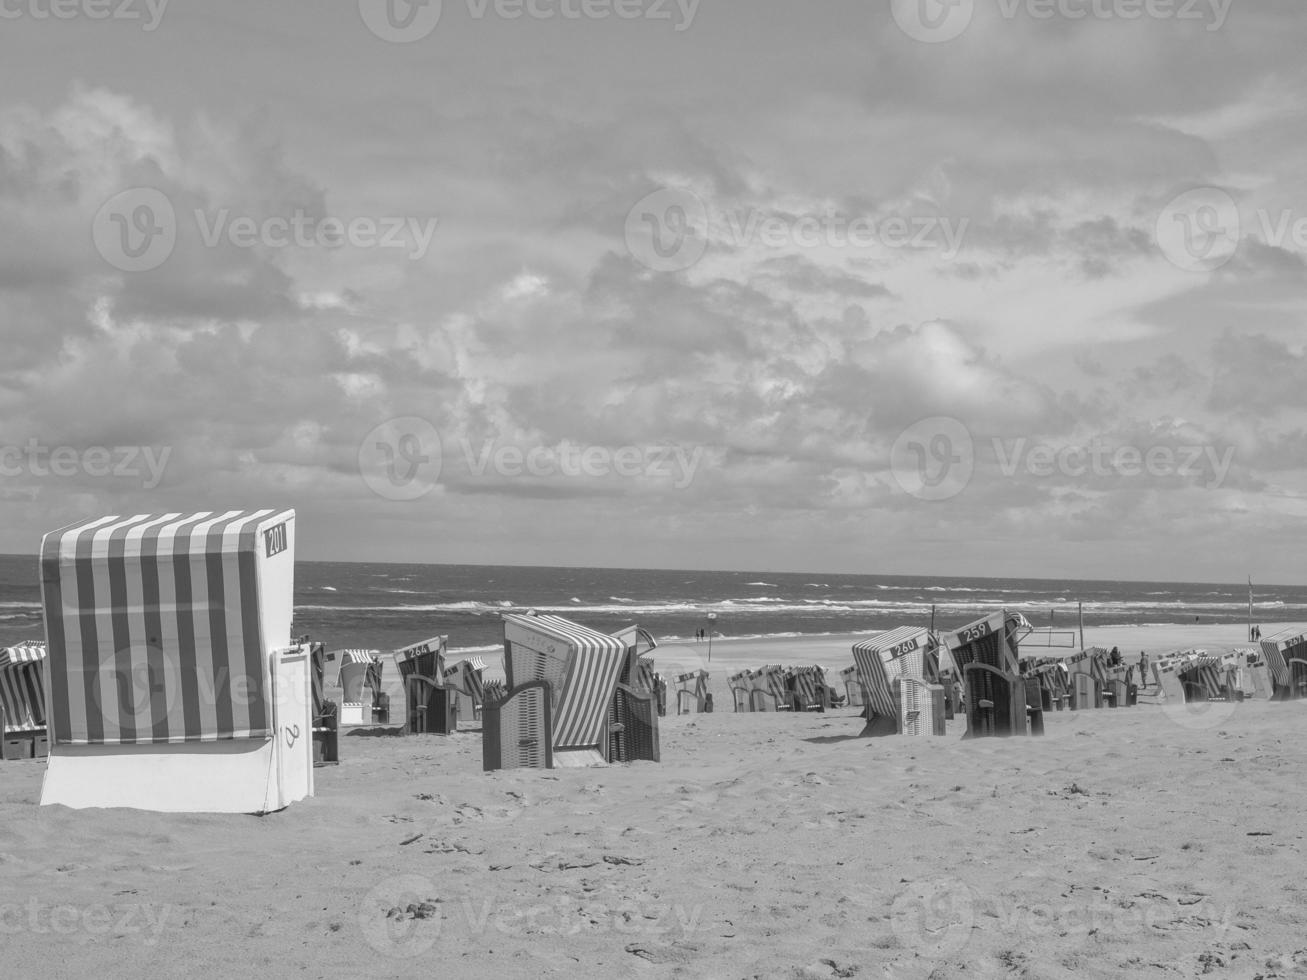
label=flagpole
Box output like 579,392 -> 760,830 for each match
1248,576 -> 1253,641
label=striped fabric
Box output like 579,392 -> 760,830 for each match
39,510 -> 292,746
791,666 -> 825,708
851,636 -> 898,721
503,614 -> 626,751
443,658 -> 486,702
0,643 -> 47,733
857,627 -> 937,681
634,656 -> 656,694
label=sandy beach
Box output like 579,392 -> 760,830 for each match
3,622 -> 1304,979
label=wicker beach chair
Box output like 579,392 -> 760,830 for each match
1024,675 -> 1046,736
728,670 -> 753,712
394,636 -> 455,735
840,665 -> 867,708
483,613 -> 632,770
1260,630 -> 1307,700
306,641 -> 338,765
744,665 -> 788,712
604,628 -> 659,763
789,666 -> 830,712
676,669 -> 711,714
962,662 -> 1027,738
0,642 -> 47,761
851,639 -> 899,737
942,613 -> 1032,737
443,656 -> 487,723
336,650 -> 383,726
896,676 -> 946,736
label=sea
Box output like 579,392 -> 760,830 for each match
0,556 -> 1300,655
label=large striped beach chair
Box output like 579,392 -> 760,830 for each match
942,612 -> 1031,738
851,633 -> 901,737
37,509 -> 312,814
483,613 -> 630,770
336,649 -> 384,726
1260,630 -> 1307,701
0,642 -> 48,760
394,636 -> 454,734
1233,647 -> 1273,699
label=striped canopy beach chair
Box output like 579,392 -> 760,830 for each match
840,665 -> 867,708
675,669 -> 711,714
1260,629 -> 1307,700
394,635 -> 453,734
336,649 -> 384,726
444,655 -> 486,722
789,665 -> 831,712
37,509 -> 312,814
483,613 -> 630,770
942,612 -> 1032,738
851,633 -> 901,737
728,670 -> 753,712
747,665 -> 790,712
0,642 -> 48,760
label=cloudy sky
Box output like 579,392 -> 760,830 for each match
1,0 -> 1305,581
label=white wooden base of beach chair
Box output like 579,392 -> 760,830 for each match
41,649 -> 313,814
340,702 -> 368,726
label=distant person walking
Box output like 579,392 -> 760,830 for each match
1138,652 -> 1149,689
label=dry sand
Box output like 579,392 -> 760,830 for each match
3,622 -> 1305,980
